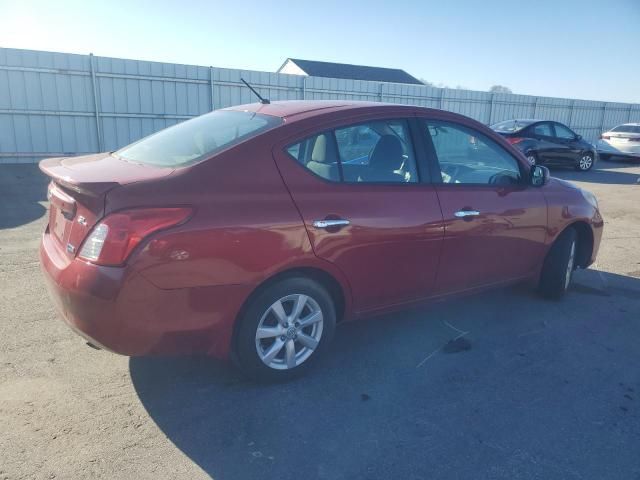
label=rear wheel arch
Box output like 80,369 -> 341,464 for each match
231,267 -> 347,352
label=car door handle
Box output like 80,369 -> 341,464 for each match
313,219 -> 350,229
454,210 -> 480,218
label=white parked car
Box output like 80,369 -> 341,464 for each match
597,123 -> 640,161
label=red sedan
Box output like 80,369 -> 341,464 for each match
39,101 -> 603,380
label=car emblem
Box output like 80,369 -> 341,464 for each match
66,243 -> 76,254
169,250 -> 190,261
77,216 -> 87,226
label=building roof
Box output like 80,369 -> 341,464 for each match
279,58 -> 423,85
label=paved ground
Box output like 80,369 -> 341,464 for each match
1,160 -> 639,480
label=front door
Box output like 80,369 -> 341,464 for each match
552,122 -> 582,165
419,118 -> 548,294
530,122 -> 558,163
273,116 -> 444,314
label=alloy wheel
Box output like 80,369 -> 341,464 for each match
526,154 -> 536,165
255,294 -> 324,370
578,154 -> 593,170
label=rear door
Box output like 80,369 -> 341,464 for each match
418,117 -> 547,294
273,116 -> 444,314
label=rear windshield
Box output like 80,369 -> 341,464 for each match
611,124 -> 640,134
491,119 -> 534,133
116,110 -> 281,167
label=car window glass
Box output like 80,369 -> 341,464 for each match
491,119 -> 533,133
424,120 -> 522,185
611,125 -> 640,133
532,123 -> 553,137
554,123 -> 576,139
286,132 -> 340,182
335,120 -> 418,183
117,110 -> 280,167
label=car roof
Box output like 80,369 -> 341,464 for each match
225,100 -> 420,122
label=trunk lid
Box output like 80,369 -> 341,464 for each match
40,153 -> 175,259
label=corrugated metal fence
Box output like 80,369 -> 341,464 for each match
1,47 -> 639,164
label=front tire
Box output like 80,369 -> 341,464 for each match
576,152 -> 594,171
538,228 -> 577,299
234,277 -> 336,381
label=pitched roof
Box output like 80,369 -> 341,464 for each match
281,58 -> 423,85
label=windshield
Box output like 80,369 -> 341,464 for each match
116,110 -> 281,167
490,119 -> 534,133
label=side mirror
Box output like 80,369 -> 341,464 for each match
531,165 -> 549,187
576,134 -> 583,140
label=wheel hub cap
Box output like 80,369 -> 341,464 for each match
255,294 -> 324,370
286,326 -> 297,339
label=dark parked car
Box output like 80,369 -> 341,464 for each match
491,119 -> 597,171
39,101 -> 603,381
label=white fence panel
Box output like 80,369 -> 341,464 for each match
1,47 -> 639,164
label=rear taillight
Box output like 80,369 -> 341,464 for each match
506,137 -> 524,145
601,135 -> 610,140
79,207 -> 192,266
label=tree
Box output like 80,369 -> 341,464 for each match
489,85 -> 513,94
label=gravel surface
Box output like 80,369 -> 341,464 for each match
1,161 -> 639,480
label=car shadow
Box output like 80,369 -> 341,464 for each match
130,269 -> 640,480
550,163 -> 640,185
0,164 -> 48,229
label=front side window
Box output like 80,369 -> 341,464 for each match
553,123 -> 576,139
424,120 -> 522,185
286,119 -> 418,184
532,123 -> 553,137
117,110 -> 281,167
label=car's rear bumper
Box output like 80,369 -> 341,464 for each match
39,230 -> 250,359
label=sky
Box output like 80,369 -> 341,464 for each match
0,0 -> 638,103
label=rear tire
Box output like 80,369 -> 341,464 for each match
525,151 -> 537,166
234,277 -> 336,381
576,152 -> 594,171
538,228 -> 577,299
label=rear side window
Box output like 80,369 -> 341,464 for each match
286,119 -> 418,184
424,120 -> 522,185
532,123 -> 553,137
286,133 -> 340,182
117,110 -> 281,167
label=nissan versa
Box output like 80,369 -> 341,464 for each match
39,101 -> 604,380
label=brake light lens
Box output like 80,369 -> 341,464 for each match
79,207 -> 192,266
601,135 -> 610,140
506,137 -> 524,145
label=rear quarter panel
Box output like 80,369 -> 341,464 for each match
103,132 -> 354,315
